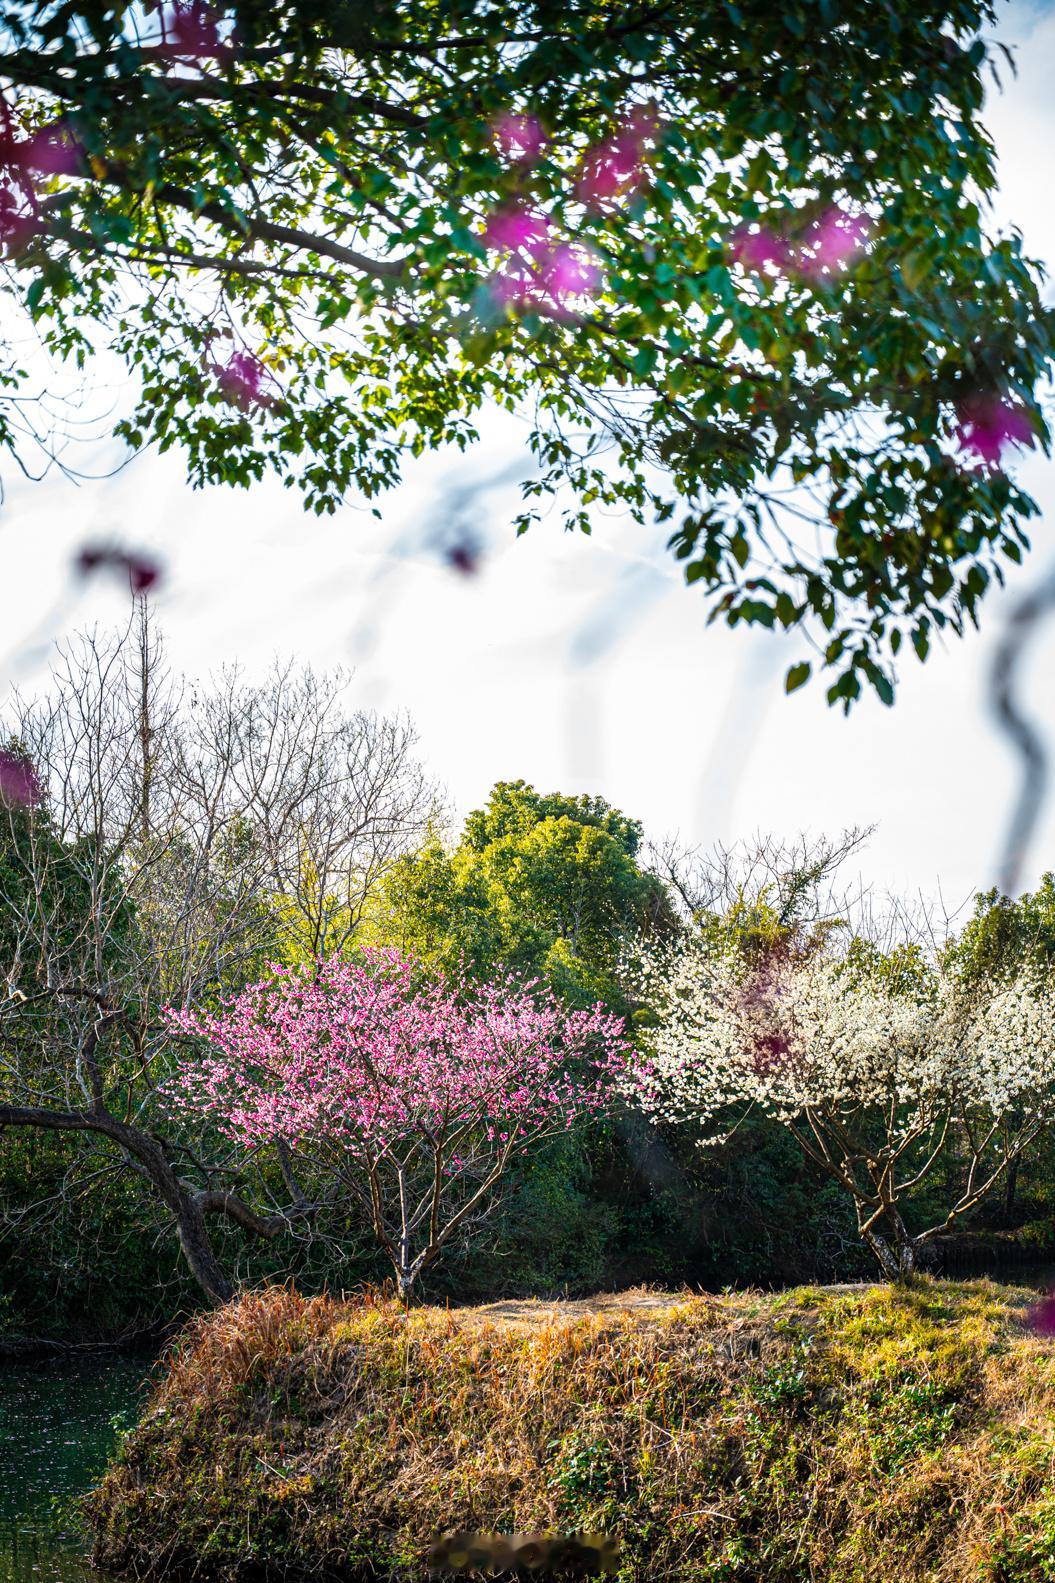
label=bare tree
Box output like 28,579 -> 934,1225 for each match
186,661 -> 437,965
0,620 -> 438,1302
648,826 -> 874,936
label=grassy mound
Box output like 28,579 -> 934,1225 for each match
88,1280 -> 1055,1582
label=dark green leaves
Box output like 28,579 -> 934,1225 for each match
0,0 -> 1048,710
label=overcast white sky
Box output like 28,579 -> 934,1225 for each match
1,0 -> 1054,913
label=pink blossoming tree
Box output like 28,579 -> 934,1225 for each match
165,950 -> 628,1298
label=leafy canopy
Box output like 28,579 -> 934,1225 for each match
1,1 -> 1052,703
943,875 -> 1055,988
374,780 -> 673,1007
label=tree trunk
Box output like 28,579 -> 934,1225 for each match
172,1192 -> 234,1304
861,1210 -> 917,1283
97,1115 -> 238,1305
136,595 -> 154,845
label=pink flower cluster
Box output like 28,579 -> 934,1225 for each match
0,111 -> 86,256
484,208 -> 552,260
210,348 -> 278,411
25,125 -> 84,177
481,102 -> 660,317
730,204 -> 872,281
164,949 -> 628,1156
482,206 -> 601,315
576,106 -> 658,208
0,750 -> 41,807
492,113 -> 546,164
954,392 -> 1033,470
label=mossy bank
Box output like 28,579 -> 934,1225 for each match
89,1280 -> 1055,1582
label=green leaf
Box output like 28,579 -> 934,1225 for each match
784,661 -> 811,694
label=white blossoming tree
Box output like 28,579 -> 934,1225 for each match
630,941 -> 1055,1280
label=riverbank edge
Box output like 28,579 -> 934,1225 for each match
0,1325 -> 171,1363
87,1279 -> 1055,1583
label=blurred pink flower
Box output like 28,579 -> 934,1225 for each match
492,113 -> 545,163
577,107 -> 658,206
955,393 -> 1034,470
484,207 -> 552,259
797,206 -> 872,277
729,225 -> 792,272
0,751 -> 40,808
213,349 -> 277,411
0,117 -> 39,247
126,555 -> 162,593
578,138 -> 642,205
542,244 -> 601,306
445,540 -> 481,577
1028,1291 -> 1055,1337
163,2 -> 223,56
731,206 -> 872,280
25,124 -> 83,177
75,544 -> 163,595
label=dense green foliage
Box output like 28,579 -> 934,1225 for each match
374,780 -> 674,1008
0,1130 -> 183,1339
1,3 -> 1052,700
945,874 -> 1055,988
89,1280 -> 1055,1583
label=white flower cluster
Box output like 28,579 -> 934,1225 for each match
629,938 -> 1055,1140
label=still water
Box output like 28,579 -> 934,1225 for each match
0,1355 -> 154,1583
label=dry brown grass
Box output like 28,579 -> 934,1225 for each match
87,1279 -> 1055,1582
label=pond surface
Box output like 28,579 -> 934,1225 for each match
0,1354 -> 154,1583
